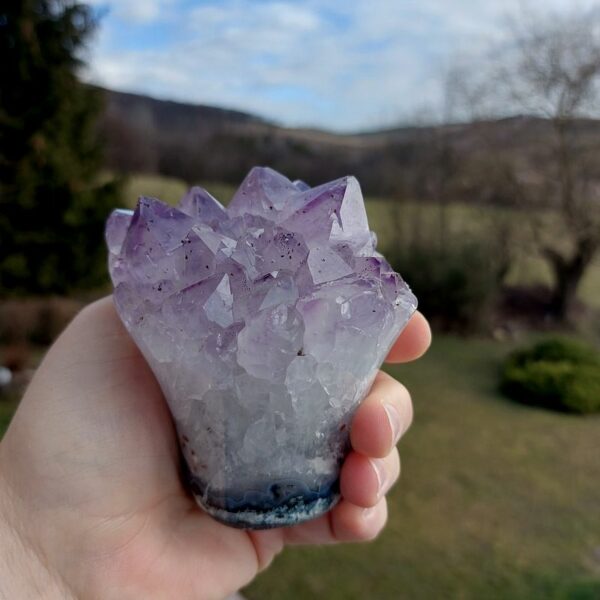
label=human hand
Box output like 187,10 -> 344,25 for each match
0,297 -> 430,600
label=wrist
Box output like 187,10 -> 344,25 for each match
0,466 -> 74,599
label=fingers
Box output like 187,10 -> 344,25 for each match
385,311 -> 431,364
330,498 -> 388,542
284,372 -> 405,546
239,318 -> 423,550
350,371 -> 413,459
340,448 -> 400,507
283,498 -> 388,546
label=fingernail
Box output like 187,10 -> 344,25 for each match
370,458 -> 388,496
383,403 -> 402,444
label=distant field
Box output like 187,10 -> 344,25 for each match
124,173 -> 600,309
124,175 -> 235,208
124,174 -> 188,206
245,337 -> 600,599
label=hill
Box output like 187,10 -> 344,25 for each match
98,87 -> 600,197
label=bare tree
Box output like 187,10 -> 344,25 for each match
509,9 -> 600,320
453,6 -> 600,322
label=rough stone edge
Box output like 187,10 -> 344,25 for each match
193,493 -> 340,530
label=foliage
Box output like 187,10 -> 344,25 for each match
0,0 -> 122,295
383,202 -> 508,333
391,241 -> 501,333
501,338 -> 600,413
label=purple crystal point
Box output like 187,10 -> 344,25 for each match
106,168 -> 417,529
105,208 -> 133,255
178,187 -> 227,224
228,166 -> 303,218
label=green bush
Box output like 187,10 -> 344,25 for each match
387,240 -> 503,333
501,338 -> 600,414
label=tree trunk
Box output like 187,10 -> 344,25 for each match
545,240 -> 597,322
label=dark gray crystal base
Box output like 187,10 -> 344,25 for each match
188,474 -> 340,529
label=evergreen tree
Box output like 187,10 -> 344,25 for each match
0,0 -> 121,294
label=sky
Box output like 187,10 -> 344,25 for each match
84,0 -> 598,132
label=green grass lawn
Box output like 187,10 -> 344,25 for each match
244,336 -> 600,599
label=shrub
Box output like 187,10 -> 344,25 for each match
500,338 -> 600,414
382,200 -> 514,334
387,240 -> 503,333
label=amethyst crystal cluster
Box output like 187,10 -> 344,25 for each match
106,167 -> 417,529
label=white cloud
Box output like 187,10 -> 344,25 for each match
87,0 -> 175,24
86,0 -> 600,130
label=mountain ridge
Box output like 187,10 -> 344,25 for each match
97,86 -> 600,197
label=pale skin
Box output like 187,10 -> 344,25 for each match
0,298 -> 431,600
